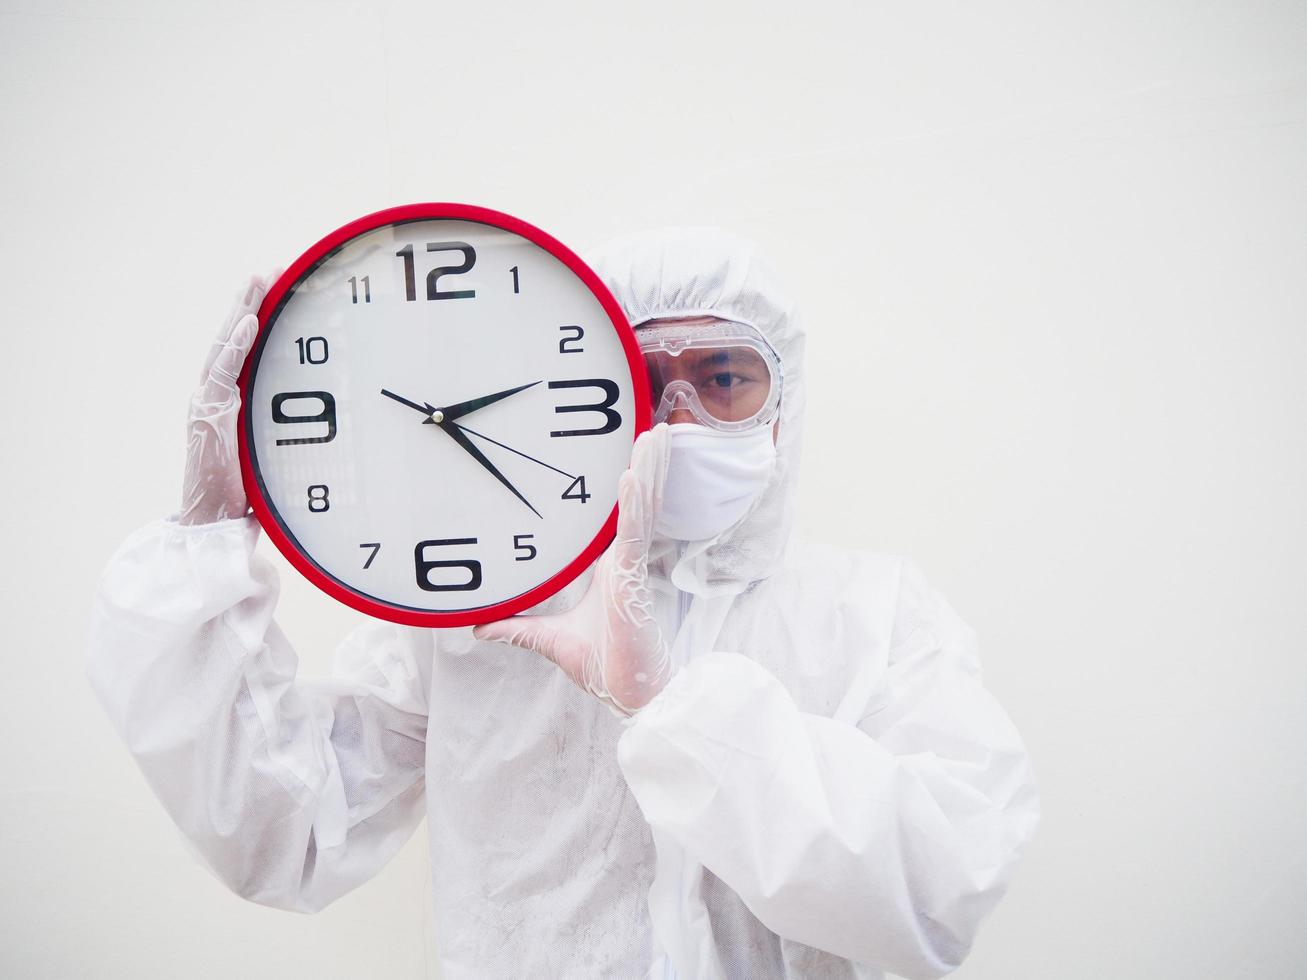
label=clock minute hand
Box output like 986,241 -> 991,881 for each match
438,381 -> 541,424
439,422 -> 542,519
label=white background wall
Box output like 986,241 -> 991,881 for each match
2,1 -> 1304,977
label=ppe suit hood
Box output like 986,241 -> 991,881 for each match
587,227 -> 806,595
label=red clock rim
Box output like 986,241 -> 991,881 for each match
237,202 -> 652,627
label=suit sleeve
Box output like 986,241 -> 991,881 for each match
87,514 -> 430,913
616,559 -> 1040,979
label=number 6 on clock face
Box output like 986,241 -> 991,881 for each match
238,203 -> 651,627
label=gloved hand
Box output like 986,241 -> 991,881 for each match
474,423 -> 674,717
179,273 -> 276,525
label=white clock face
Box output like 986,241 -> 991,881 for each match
242,210 -> 645,625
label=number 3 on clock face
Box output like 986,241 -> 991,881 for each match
238,203 -> 651,627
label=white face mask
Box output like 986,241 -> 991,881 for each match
655,423 -> 777,542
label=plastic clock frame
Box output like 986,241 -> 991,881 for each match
237,202 -> 651,628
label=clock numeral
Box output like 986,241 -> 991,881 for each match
397,245 -> 415,301
561,475 -> 590,503
347,275 -> 371,303
558,325 -> 584,354
360,542 -> 381,569
510,265 -> 520,294
548,379 -> 622,437
272,391 -> 337,445
295,336 -> 329,364
396,242 -> 477,302
513,533 -> 537,561
307,485 -> 330,513
415,538 -> 483,592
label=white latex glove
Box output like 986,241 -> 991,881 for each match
474,423 -> 674,717
179,273 -> 277,525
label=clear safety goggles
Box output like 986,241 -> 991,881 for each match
635,319 -> 783,432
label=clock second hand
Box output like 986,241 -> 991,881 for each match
451,422 -> 578,481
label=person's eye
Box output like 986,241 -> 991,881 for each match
709,372 -> 740,388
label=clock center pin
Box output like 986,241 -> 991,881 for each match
431,409 -> 444,423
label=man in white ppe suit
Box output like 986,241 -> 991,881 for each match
88,226 -> 1040,979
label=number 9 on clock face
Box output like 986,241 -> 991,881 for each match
238,203 -> 651,627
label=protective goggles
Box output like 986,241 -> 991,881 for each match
635,319 -> 783,432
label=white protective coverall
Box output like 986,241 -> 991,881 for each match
88,227 -> 1040,980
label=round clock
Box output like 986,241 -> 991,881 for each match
238,203 -> 650,627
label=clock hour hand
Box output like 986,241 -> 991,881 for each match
437,380 -> 541,424
440,422 -> 542,519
